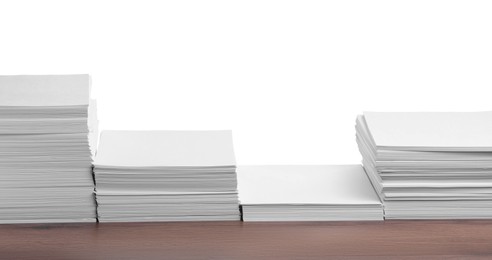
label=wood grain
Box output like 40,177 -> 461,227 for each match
1,220 -> 492,259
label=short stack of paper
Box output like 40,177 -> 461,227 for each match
94,130 -> 240,222
237,165 -> 383,221
0,75 -> 97,223
356,111 -> 492,219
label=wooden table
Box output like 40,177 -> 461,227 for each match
1,220 -> 492,259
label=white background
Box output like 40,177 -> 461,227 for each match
0,0 -> 491,164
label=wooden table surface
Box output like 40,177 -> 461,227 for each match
1,220 -> 492,259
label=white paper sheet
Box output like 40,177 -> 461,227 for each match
238,165 -> 381,205
363,111 -> 492,151
94,130 -> 236,167
0,74 -> 90,106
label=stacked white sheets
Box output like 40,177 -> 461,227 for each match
237,165 -> 383,221
356,111 -> 492,219
0,75 -> 97,223
94,130 -> 240,222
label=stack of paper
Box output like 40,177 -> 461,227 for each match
0,75 -> 97,223
237,165 -> 383,221
94,130 -> 240,222
356,111 -> 492,219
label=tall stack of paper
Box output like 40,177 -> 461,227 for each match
94,130 -> 240,222
356,111 -> 492,219
238,165 -> 383,221
0,75 -> 97,223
